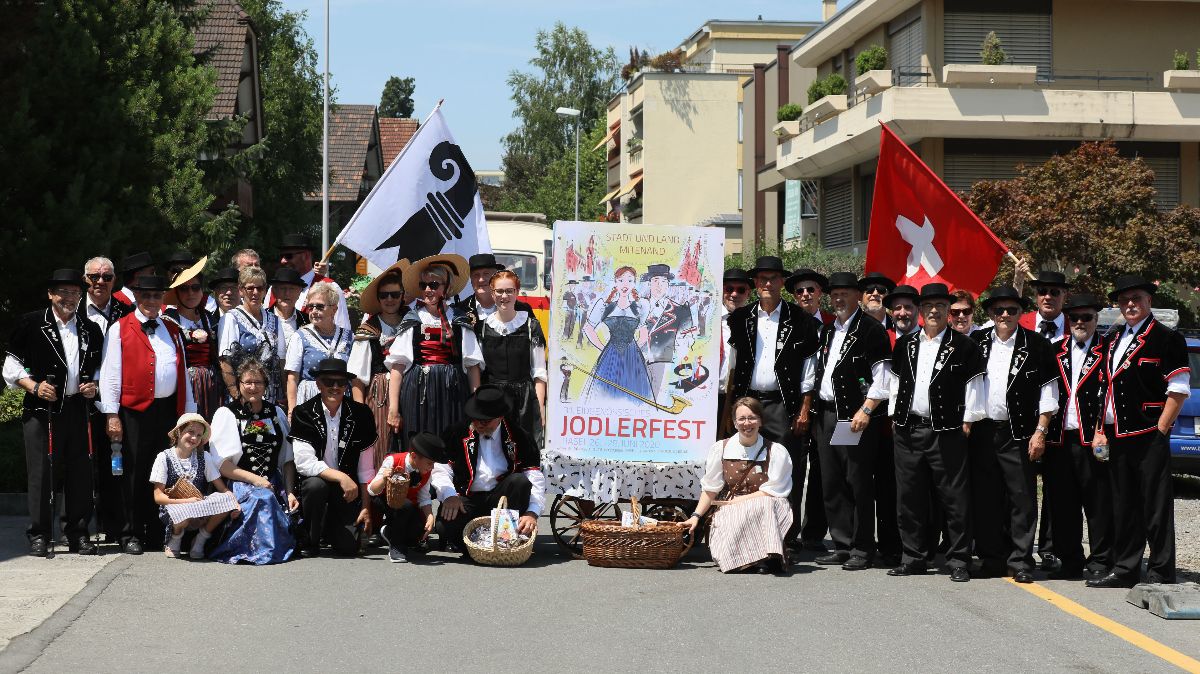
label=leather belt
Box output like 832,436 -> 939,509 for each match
909,415 -> 933,428
747,389 -> 783,403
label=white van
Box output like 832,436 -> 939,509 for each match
485,211 -> 552,323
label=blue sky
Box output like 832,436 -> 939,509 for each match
291,0 -> 821,169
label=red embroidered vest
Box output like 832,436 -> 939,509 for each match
119,313 -> 187,415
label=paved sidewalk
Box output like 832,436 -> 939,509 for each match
0,518 -> 118,652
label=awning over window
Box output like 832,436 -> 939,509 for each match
592,123 -> 620,151
597,186 -> 621,204
616,174 -> 644,197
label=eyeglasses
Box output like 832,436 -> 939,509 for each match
862,284 -> 889,295
377,291 -> 404,300
755,274 -> 783,285
794,285 -> 819,296
239,379 -> 265,387
723,285 -> 749,294
492,288 -> 517,295
307,303 -> 326,312
949,308 -> 972,317
86,273 -> 115,283
734,416 -> 760,424
178,284 -> 203,293
989,305 -> 1022,316
1035,287 -> 1062,297
1067,312 -> 1096,323
419,281 -> 442,290
280,252 -> 300,260
317,377 -> 347,388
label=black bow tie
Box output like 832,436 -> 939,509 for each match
142,319 -> 159,335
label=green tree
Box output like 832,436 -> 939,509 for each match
0,0 -> 220,321
379,75 -> 415,118
496,117 -> 609,223
499,23 -> 619,213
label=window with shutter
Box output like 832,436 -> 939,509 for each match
944,10 -> 1052,78
820,178 -> 853,249
889,7 -> 924,86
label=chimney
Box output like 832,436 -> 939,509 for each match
823,0 -> 838,21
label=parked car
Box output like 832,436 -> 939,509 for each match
1169,332 -> 1200,476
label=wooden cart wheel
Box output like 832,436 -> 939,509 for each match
549,495 -> 622,557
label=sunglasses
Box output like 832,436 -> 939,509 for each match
794,285 -> 819,296
949,308 -> 972,317
280,251 -> 301,260
178,284 -> 203,293
723,285 -> 749,294
307,303 -> 327,312
317,377 -> 347,388
1035,287 -> 1062,297
377,291 -> 404,300
989,305 -> 1022,316
241,285 -> 264,293
86,273 -> 115,283
862,284 -> 889,295
419,281 -> 442,290
1067,312 -> 1096,323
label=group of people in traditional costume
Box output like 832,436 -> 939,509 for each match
6,237 -> 1190,587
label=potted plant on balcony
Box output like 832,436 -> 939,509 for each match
804,73 -> 848,123
773,103 -> 804,140
1164,49 -> 1200,90
854,44 -> 892,95
943,31 -> 1037,87
626,135 -> 643,154
624,195 -> 642,219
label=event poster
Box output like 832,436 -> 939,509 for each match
546,221 -> 724,462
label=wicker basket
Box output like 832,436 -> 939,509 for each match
463,496 -> 535,566
580,497 -> 691,569
384,472 -> 411,509
166,477 -> 202,501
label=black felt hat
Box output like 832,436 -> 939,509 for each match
127,275 -> 168,292
270,267 -> 306,287
45,269 -> 88,290
309,358 -> 352,381
884,284 -> 919,308
164,250 -> 198,267
1108,274 -> 1158,302
121,251 -> 155,274
1063,293 -> 1105,312
409,432 -> 447,463
917,282 -> 953,303
785,268 -> 829,295
747,256 -> 787,278
858,272 -> 896,293
279,234 -> 314,252
827,271 -> 861,291
468,253 -> 505,271
723,268 -> 751,285
208,267 -> 240,290
980,285 -> 1032,312
464,385 -> 512,421
1031,270 -> 1071,288
643,263 -> 674,281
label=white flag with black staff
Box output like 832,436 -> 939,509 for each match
332,102 -> 492,280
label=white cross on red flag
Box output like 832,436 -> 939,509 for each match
864,124 -> 1008,296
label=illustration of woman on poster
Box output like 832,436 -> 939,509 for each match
581,266 -> 653,408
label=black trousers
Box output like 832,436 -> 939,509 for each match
814,405 -> 879,557
91,411 -> 122,539
894,423 -> 972,568
874,424 -> 901,559
1045,435 -> 1113,572
118,396 -> 177,547
436,472 -> 532,546
969,420 -> 1038,572
1109,427 -> 1175,582
299,476 -> 362,555
24,395 -> 93,541
372,495 -> 425,547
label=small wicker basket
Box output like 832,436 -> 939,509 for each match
166,477 -> 202,501
463,496 -> 536,567
384,472 -> 411,509
580,497 -> 691,569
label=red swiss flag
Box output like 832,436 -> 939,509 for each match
864,124 -> 1007,296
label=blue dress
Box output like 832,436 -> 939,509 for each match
583,299 -> 654,409
219,307 -> 285,404
286,324 -> 353,406
208,402 -> 295,565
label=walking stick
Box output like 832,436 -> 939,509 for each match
82,373 -> 100,551
45,375 -> 58,559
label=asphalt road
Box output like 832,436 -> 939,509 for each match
5,527 -> 1199,673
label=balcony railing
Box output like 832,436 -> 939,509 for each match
628,146 -> 644,173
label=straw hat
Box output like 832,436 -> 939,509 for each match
401,254 -> 469,299
359,259 -> 410,316
165,255 -> 208,307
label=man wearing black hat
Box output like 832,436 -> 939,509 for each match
718,268 -> 752,391
98,275 -> 197,553
786,268 -> 835,327
268,267 -> 310,345
643,264 -> 692,400
291,359 -> 378,557
810,272 -> 892,570
1087,275 -> 1190,587
874,283 -> 921,564
433,385 -> 544,554
859,272 -> 896,328
968,287 -> 1060,583
1016,267 -> 1070,344
275,234 -> 351,330
1045,293 -> 1112,581
209,267 -> 241,316
4,270 -> 105,556
888,283 -> 985,582
365,433 -> 445,563
727,256 -> 821,547
115,251 -> 156,307
883,285 -> 920,348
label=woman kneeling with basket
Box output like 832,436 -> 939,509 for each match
365,432 -> 444,563
684,397 -> 793,574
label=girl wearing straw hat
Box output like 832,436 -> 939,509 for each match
150,413 -> 238,559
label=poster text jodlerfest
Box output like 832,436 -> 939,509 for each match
546,221 -> 724,463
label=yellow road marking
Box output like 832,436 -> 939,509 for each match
1005,579 -> 1200,673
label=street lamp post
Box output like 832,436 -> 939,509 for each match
556,107 -> 581,221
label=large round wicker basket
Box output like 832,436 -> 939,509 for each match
580,497 -> 691,569
463,496 -> 536,566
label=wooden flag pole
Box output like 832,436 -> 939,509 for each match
1006,250 -> 1037,280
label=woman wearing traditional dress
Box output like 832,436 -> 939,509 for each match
208,359 -> 298,564
683,397 -> 793,574
217,266 -> 286,404
386,255 -> 482,443
163,262 -> 221,420
349,262 -> 409,470
476,270 -> 547,448
285,282 -> 352,414
581,266 -> 653,408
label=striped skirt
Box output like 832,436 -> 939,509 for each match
187,366 -> 222,422
709,495 -> 792,573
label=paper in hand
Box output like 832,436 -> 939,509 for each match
830,421 -> 863,446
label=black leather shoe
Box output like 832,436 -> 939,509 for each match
1048,566 -> 1083,580
1085,572 -> 1138,589
816,551 -> 850,565
842,555 -> 870,571
122,539 -> 143,555
888,562 -> 927,577
297,546 -> 320,559
1039,553 -> 1062,572
70,537 -> 98,556
1013,569 -> 1035,583
29,537 -> 47,557
950,567 -> 971,582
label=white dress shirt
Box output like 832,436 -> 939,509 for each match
1064,338 -> 1092,431
1104,317 -> 1191,423
977,330 -> 1059,421
1034,312 -> 1066,343
429,432 -> 548,516
275,308 -> 301,346
480,311 -> 548,382
910,328 -> 947,417
749,303 -> 781,391
348,319 -> 401,385
384,306 -> 484,374
84,296 -> 119,335
97,309 -> 197,415
718,306 -> 731,387
818,310 -> 892,402
699,436 -> 793,498
291,401 -> 374,481
365,454 -> 432,506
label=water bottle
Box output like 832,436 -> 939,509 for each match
111,442 -> 124,476
1092,440 -> 1109,462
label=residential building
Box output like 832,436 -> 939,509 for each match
379,117 -> 419,170
753,0 -> 1200,254
305,104 -> 383,231
602,19 -> 819,254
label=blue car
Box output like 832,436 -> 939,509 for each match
1169,333 -> 1200,475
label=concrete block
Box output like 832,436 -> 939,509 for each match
1126,582 -> 1200,619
